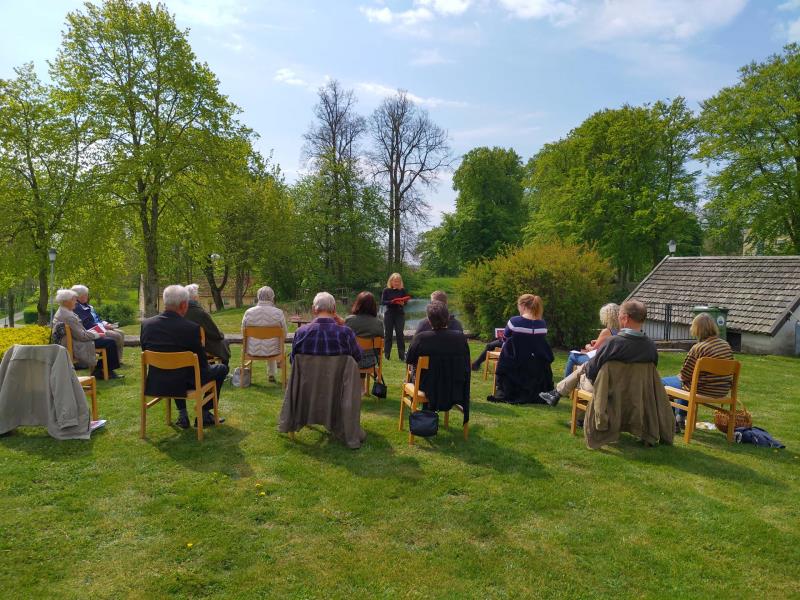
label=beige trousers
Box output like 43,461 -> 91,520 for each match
556,364 -> 594,396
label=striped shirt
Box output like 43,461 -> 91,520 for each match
679,336 -> 733,397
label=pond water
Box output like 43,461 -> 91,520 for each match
381,298 -> 429,330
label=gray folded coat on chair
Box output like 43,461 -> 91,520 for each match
278,353 -> 366,449
0,344 -> 90,440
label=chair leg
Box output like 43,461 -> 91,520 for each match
444,411 -> 449,428
213,388 -> 219,426
483,358 -> 489,381
140,398 -> 147,439
100,350 -> 109,380
463,422 -> 468,441
570,392 -> 578,436
398,397 -> 405,431
87,379 -> 98,421
196,399 -> 204,442
726,402 -> 736,443
684,401 -> 698,444
492,372 -> 497,396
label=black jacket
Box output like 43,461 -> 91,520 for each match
405,329 -> 471,422
584,330 -> 658,383
185,300 -> 230,361
140,311 -> 212,397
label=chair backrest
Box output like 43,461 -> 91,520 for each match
141,350 -> 202,396
688,356 -> 740,400
199,327 -> 206,347
406,355 -> 429,396
243,325 -> 284,356
356,336 -> 385,351
62,324 -> 75,363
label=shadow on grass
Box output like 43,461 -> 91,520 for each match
0,428 -> 97,460
148,424 -> 254,479
282,426 -> 425,482
598,435 -> 784,488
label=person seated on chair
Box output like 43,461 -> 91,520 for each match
405,301 -> 471,417
561,302 -> 620,379
487,294 -> 554,405
414,290 -> 463,335
241,285 -> 288,382
53,289 -> 123,379
344,291 -> 384,369
291,292 -> 361,363
661,312 -> 733,433
539,300 -> 657,407
140,285 -> 229,429
71,284 -> 126,364
184,283 -> 231,365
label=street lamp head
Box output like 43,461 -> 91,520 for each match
210,253 -> 221,261
667,239 -> 677,255
48,248 -> 57,263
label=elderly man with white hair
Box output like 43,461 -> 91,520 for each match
241,286 -> 288,382
53,289 -> 123,378
183,283 -> 231,364
71,284 -> 125,362
140,285 -> 229,429
290,292 -> 361,362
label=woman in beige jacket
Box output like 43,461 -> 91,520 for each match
241,286 -> 287,382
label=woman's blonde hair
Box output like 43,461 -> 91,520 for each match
599,303 -> 620,330
517,294 -> 543,319
690,312 -> 719,340
386,272 -> 403,288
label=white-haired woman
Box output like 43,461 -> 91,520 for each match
561,302 -> 620,378
241,286 -> 288,381
53,289 -> 123,378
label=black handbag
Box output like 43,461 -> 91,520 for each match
371,373 -> 387,398
409,410 -> 439,437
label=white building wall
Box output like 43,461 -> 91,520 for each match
739,308 -> 800,355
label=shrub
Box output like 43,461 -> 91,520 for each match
23,309 -> 39,324
0,326 -> 53,360
93,301 -> 136,326
457,241 -> 613,349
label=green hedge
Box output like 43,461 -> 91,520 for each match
23,309 -> 39,324
93,301 -> 136,326
458,241 -> 613,349
0,326 -> 53,360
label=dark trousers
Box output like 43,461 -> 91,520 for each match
384,308 -> 405,359
94,337 -> 121,372
175,364 -> 229,411
473,339 -> 503,367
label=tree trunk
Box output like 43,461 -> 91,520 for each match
203,260 -> 229,312
36,263 -> 49,325
7,290 -> 15,328
234,266 -> 247,308
141,189 -> 160,317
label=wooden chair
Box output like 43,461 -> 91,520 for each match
200,327 -> 224,365
140,350 -> 218,442
665,357 -> 741,444
570,386 -> 593,435
78,375 -> 98,421
242,326 -> 288,388
356,336 -> 385,396
398,356 -> 468,445
483,349 -> 500,395
63,324 -> 109,380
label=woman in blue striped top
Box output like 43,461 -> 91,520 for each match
488,294 -> 554,404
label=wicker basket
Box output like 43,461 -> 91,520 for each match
714,403 -> 752,433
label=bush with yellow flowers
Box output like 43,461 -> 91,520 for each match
0,326 -> 53,360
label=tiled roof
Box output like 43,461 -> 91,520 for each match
626,256 -> 800,336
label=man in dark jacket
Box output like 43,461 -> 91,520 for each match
184,283 -> 231,364
414,290 -> 464,335
539,299 -> 657,406
405,302 -> 470,421
141,285 -> 229,429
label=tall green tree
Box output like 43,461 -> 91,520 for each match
0,63 -> 99,323
525,98 -> 701,284
698,43 -> 800,254
52,0 -> 243,316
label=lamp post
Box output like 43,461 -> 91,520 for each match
667,239 -> 677,256
48,248 -> 57,324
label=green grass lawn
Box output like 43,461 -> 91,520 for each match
1,346 -> 799,598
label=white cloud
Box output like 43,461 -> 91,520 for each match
410,48 -> 454,65
417,0 -> 472,16
274,68 -> 310,88
779,0 -> 800,10
356,81 -> 467,108
585,0 -> 747,42
787,17 -> 800,41
360,5 -> 435,27
496,0 -> 578,22
169,0 -> 245,28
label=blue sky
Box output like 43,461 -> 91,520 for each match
1,0 -> 798,224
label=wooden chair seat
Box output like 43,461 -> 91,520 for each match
77,375 -> 98,421
64,325 -> 109,380
664,356 -> 741,444
242,326 -> 288,388
356,336 -> 385,396
570,387 -> 593,435
399,357 -> 468,445
140,350 -> 219,442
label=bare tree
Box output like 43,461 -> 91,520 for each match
369,91 -> 451,268
303,79 -> 366,170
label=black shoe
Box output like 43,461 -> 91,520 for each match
487,395 -> 505,403
109,372 -> 124,380
194,412 -> 225,427
176,413 -> 190,429
539,390 -> 561,407
471,362 -> 482,372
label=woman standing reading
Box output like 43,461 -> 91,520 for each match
381,273 -> 411,360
